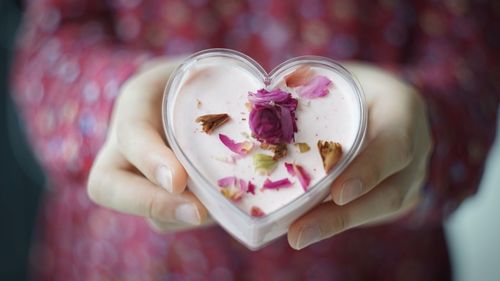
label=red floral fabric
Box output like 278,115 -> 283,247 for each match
11,0 -> 499,280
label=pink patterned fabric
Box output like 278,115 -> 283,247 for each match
11,0 -> 499,280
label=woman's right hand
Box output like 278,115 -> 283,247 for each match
87,58 -> 211,233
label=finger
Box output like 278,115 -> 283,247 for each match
113,61 -> 187,194
116,118 -> 188,194
331,126 -> 415,205
87,157 -> 208,225
289,165 -> 424,250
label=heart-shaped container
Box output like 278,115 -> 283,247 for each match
163,49 -> 367,250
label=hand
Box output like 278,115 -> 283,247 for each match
87,58 -> 211,233
288,63 -> 433,249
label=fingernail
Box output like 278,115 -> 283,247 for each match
156,165 -> 173,193
294,226 -> 321,250
339,179 -> 364,205
175,204 -> 200,225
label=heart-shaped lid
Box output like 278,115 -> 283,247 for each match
163,49 -> 366,249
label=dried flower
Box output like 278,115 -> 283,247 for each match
220,188 -> 244,202
298,76 -> 333,99
317,140 -> 342,172
250,206 -> 265,217
217,177 -> 254,201
217,176 -> 238,187
253,153 -> 278,175
262,178 -> 293,189
261,143 -> 288,160
295,142 -> 310,153
195,113 -> 230,134
247,181 -> 256,195
284,65 -> 313,87
285,162 -> 311,191
219,134 -> 254,155
248,89 -> 298,144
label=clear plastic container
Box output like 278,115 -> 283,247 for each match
162,49 -> 367,250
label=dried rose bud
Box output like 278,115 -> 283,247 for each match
248,89 -> 298,144
195,113 -> 230,134
317,140 -> 342,173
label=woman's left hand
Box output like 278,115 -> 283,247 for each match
288,63 -> 433,250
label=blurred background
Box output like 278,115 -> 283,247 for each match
0,1 -> 498,280
1,0 -> 44,280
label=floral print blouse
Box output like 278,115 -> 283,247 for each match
11,0 -> 499,280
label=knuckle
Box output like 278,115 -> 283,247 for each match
322,212 -> 348,236
395,130 -> 414,166
386,186 -> 405,212
87,168 -> 104,204
147,219 -> 171,234
145,189 -> 168,221
366,164 -> 382,187
115,121 -> 131,151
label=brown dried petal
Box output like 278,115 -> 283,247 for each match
260,143 -> 288,160
195,113 -> 230,134
317,140 -> 342,172
284,65 -> 313,87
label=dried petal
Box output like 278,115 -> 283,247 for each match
262,178 -> 293,189
261,143 -> 288,160
285,65 -> 314,87
247,181 -> 256,195
295,142 -> 310,153
238,179 -> 247,191
217,176 -> 237,187
218,177 -> 248,202
285,162 -> 311,191
196,113 -> 230,134
284,162 -> 295,175
250,206 -> 265,217
219,134 -> 254,155
214,155 -> 237,164
298,76 -> 333,99
253,153 -> 278,175
317,140 -> 343,172
220,188 -> 244,202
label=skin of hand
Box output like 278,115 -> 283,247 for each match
87,58 -> 213,233
287,63 -> 433,250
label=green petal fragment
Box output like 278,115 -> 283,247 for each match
253,153 -> 278,175
296,142 -> 311,153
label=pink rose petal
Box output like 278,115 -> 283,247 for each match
238,179 -> 247,191
298,75 -> 333,99
262,178 -> 293,189
219,134 -> 254,155
217,176 -> 237,187
284,162 -> 312,191
247,181 -> 256,195
284,162 -> 295,175
251,206 -> 265,217
295,165 -> 311,191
